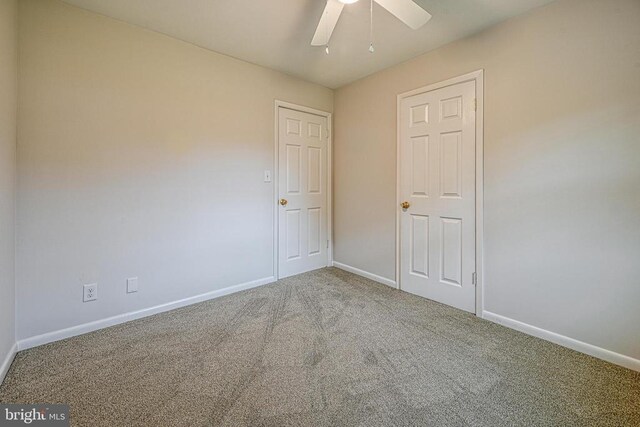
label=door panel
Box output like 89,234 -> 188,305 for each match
440,132 -> 462,198
411,136 -> 429,197
286,209 -> 301,260
400,80 -> 476,313
286,145 -> 301,194
307,207 -> 321,256
410,103 -> 429,127
278,108 -> 328,278
441,217 -> 462,286
410,214 -> 429,278
286,118 -> 301,135
308,147 -> 321,194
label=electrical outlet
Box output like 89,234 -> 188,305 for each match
127,277 -> 138,293
83,283 -> 97,302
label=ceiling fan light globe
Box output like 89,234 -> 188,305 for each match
338,0 -> 359,4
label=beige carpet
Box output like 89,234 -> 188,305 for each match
1,267 -> 639,426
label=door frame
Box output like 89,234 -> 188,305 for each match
274,100 -> 333,280
395,70 -> 485,315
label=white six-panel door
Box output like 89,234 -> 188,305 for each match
278,107 -> 328,278
399,80 -> 476,313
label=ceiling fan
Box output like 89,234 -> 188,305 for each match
311,0 -> 432,48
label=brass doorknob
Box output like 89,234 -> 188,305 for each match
280,198 -> 288,206
401,201 -> 410,209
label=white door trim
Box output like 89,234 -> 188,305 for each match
274,100 -> 333,280
395,70 -> 484,315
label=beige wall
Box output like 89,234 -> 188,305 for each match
17,0 -> 332,340
0,0 -> 17,378
334,0 -> 640,360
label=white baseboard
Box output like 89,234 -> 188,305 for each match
332,261 -> 397,288
482,311 -> 640,372
17,276 -> 276,351
0,342 -> 17,385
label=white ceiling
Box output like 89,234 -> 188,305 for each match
61,0 -> 555,88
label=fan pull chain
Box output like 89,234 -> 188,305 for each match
325,8 -> 330,54
369,0 -> 375,53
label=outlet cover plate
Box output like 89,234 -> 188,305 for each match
83,283 -> 97,302
127,277 -> 138,293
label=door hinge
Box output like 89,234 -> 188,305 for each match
473,99 -> 477,111
472,272 -> 477,285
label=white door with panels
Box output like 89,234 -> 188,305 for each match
399,80 -> 476,313
278,107 -> 328,279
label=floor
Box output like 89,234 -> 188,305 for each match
1,268 -> 638,426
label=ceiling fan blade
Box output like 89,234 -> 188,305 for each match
374,0 -> 431,30
311,0 -> 345,46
